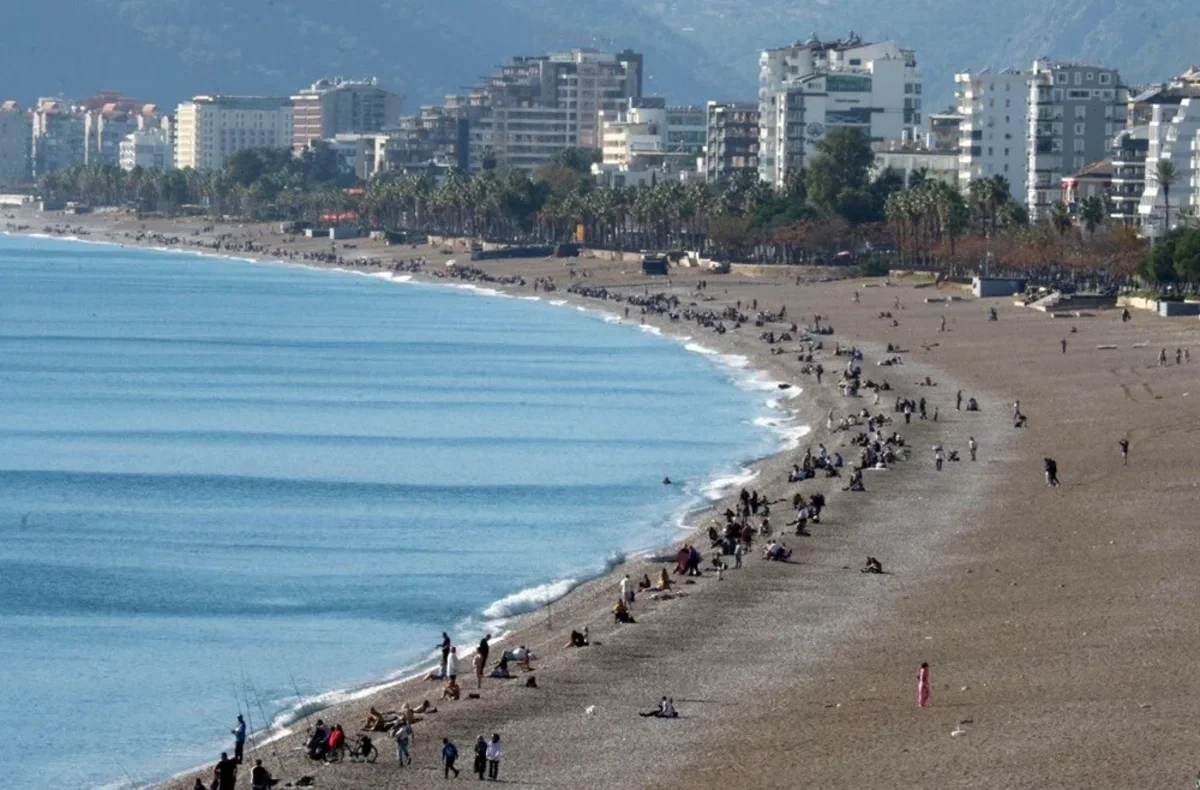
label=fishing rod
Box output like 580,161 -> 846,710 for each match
238,664 -> 258,761
281,653 -> 312,742
247,674 -> 290,776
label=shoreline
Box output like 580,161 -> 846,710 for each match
12,208 -> 1198,789
3,217 -> 826,788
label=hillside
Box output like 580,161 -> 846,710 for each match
4,0 -> 1198,112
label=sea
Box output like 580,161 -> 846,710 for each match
0,234 -> 796,788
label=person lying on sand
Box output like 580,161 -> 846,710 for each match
763,541 -> 793,561
565,628 -> 590,648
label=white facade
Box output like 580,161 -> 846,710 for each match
955,70 -> 1028,201
758,34 -> 921,187
1138,98 -> 1200,238
174,96 -> 292,170
600,99 -> 704,169
119,128 -> 174,171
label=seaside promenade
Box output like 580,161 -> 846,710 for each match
8,210 -> 1200,789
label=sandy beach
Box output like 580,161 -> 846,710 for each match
7,208 -> 1200,789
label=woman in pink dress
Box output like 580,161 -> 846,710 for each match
917,662 -> 930,708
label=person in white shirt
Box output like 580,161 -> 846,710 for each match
445,646 -> 459,681
619,574 -> 633,607
485,733 -> 503,780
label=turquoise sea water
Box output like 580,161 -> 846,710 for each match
0,235 -> 775,788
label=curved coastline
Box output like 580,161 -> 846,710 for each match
1,226 -> 813,788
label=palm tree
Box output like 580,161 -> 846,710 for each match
1078,195 -> 1106,238
1048,201 -> 1072,238
1153,159 -> 1178,236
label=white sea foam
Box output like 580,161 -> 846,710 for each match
754,417 -> 812,451
549,299 -> 567,306
700,466 -> 759,501
639,324 -> 663,335
482,577 -> 578,620
392,274 -> 413,282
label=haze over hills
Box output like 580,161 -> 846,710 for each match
6,0 -> 1199,111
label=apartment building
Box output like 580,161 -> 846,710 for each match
758,32 -> 921,187
599,98 -> 703,166
1127,69 -> 1200,237
31,98 -> 85,178
466,48 -> 643,171
119,127 -> 174,170
0,101 -> 31,187
291,78 -> 402,150
174,96 -> 292,170
1108,126 -> 1148,225
1026,59 -> 1125,218
954,69 -> 1028,201
704,101 -> 759,182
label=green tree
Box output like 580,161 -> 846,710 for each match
805,128 -> 875,220
1173,229 -> 1200,282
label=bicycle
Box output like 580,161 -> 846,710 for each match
348,735 -> 379,763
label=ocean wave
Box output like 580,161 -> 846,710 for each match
481,577 -> 578,620
699,466 -> 759,501
639,324 -> 663,336
753,417 -> 812,451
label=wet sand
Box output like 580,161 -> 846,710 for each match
7,209 -> 1200,789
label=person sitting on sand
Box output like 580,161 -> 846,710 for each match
638,696 -> 679,718
414,699 -> 437,715
613,598 -> 636,624
657,568 -> 672,591
637,573 -> 652,591
861,556 -> 884,574
489,655 -> 514,679
441,678 -> 462,701
966,397 -> 979,412
364,706 -> 403,732
500,645 -> 532,671
307,720 -> 329,759
565,628 -> 590,648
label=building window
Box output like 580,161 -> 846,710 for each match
1086,71 -> 1095,81
1074,122 -> 1085,134
1099,73 -> 1111,85
1056,73 -> 1068,85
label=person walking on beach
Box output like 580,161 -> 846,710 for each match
1159,348 -> 1167,367
1061,337 -> 1067,354
734,540 -> 744,569
393,720 -> 413,765
917,663 -> 931,708
1119,437 -> 1129,465
486,734 -> 503,780
232,714 -> 246,763
620,574 -> 633,609
446,646 -> 460,682
478,634 -> 491,669
473,649 -> 485,690
934,446 -> 945,471
473,735 -> 488,779
442,738 -> 460,778
1044,457 -> 1060,487
956,389 -> 963,411
968,436 -> 977,462
438,632 -> 451,677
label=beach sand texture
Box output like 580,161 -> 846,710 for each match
7,210 -> 1200,789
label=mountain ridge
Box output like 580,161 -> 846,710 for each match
4,0 -> 1197,113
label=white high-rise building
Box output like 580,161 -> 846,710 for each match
954,69 -> 1028,201
1133,69 -> 1200,238
1025,60 -> 1125,218
119,127 -> 174,171
758,32 -> 921,187
174,96 -> 293,170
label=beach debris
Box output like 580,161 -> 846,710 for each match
960,686 -> 969,692
951,725 -> 968,737
585,705 -> 597,717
